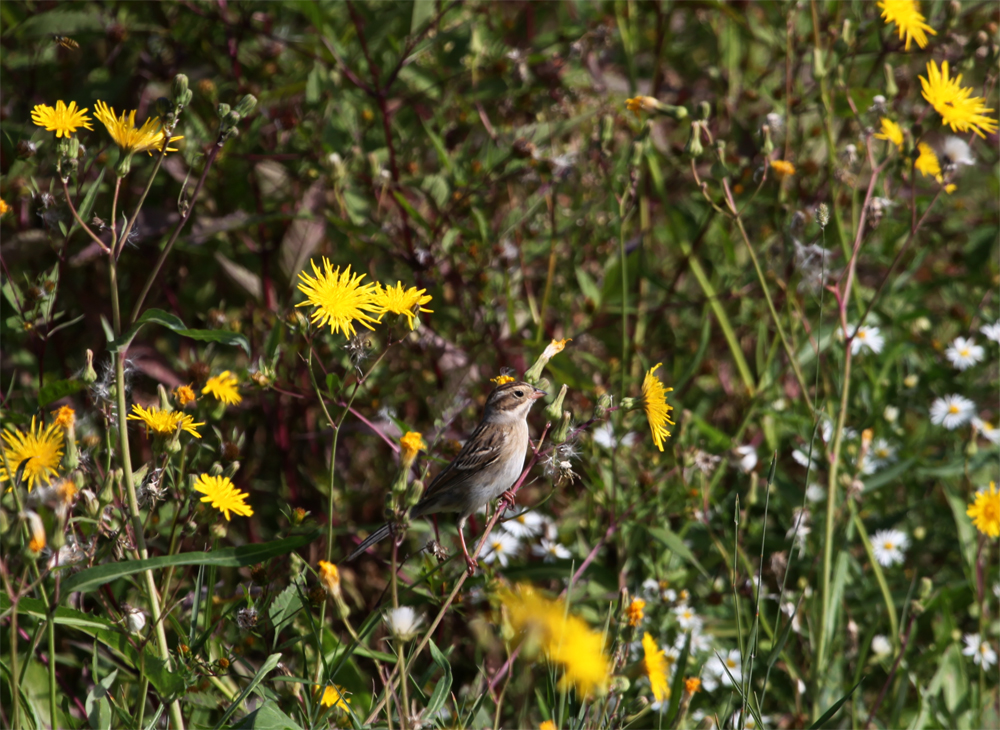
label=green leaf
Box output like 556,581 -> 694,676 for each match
410,0 -> 436,34
230,700 -> 305,730
62,531 -> 320,594
86,668 -> 117,730
944,487 -> 977,576
109,308 -> 250,355
647,527 -> 709,578
426,639 -> 453,716
268,582 -> 305,648
213,653 -> 282,730
808,676 -> 864,729
38,378 -> 84,407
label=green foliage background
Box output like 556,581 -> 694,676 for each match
1,1 -> 998,729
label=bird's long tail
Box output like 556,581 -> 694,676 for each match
343,522 -> 394,564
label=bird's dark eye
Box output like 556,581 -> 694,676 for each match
515,390 -> 524,397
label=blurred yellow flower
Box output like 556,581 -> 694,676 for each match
317,560 -> 342,596
642,364 -> 674,452
914,143 -> 942,183
174,384 -> 196,407
25,510 -> 46,553
51,406 -> 75,429
685,676 -> 701,694
0,417 -> 64,491
31,100 -> 93,138
399,431 -> 427,468
625,96 -> 659,117
770,159 -> 796,176
202,371 -> 241,406
374,281 -> 433,330
877,0 -> 935,51
127,404 -> 203,438
315,683 -> 350,711
501,585 -> 610,697
539,722 -> 556,730
967,482 -> 999,538
0,199 -> 10,216
94,100 -> 183,155
875,118 -> 904,150
642,632 -> 670,704
919,61 -> 998,138
193,474 -> 253,521
491,374 -> 516,385
296,259 -> 380,337
626,598 -> 646,627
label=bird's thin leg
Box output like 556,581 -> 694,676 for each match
457,521 -> 478,575
498,489 -> 517,512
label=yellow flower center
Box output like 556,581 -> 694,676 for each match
948,404 -> 960,414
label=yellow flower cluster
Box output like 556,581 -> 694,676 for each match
501,585 -> 611,697
296,258 -> 433,337
967,482 -> 999,538
31,99 -> 184,154
642,364 -> 675,452
0,417 -> 64,491
642,632 -> 670,704
193,474 -> 253,521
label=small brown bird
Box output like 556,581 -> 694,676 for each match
345,380 -> 546,573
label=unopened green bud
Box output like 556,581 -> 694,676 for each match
224,461 -> 240,479
918,576 -> 932,600
209,462 -> 224,477
114,152 -> 133,178
620,397 -> 638,411
63,422 -> 79,470
657,104 -> 688,121
594,393 -> 614,420
697,101 -> 712,121
965,438 -> 978,457
544,384 -> 568,421
761,124 -> 774,156
552,411 -> 572,443
172,74 -> 192,107
817,203 -> 830,229
158,384 -> 172,412
813,47 -> 826,79
841,19 -> 855,47
884,63 -> 898,98
685,122 -> 704,158
210,521 -> 227,540
81,349 -> 97,384
235,94 -> 257,117
217,103 -> 231,119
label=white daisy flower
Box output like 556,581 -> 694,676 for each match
663,588 -> 677,602
480,530 -> 520,567
962,633 -> 997,670
942,136 -> 975,166
862,438 -> 897,474
805,483 -> 826,503
930,394 -> 976,429
384,606 -> 424,641
733,445 -> 758,473
701,673 -> 718,692
675,628 -> 713,654
973,418 -> 1000,445
673,604 -> 702,632
641,578 -> 660,599
871,528 -> 908,567
705,648 -> 743,686
502,510 -> 545,539
945,336 -> 985,371
780,602 -> 803,634
531,539 -> 570,562
980,320 -> 1000,343
871,634 -> 892,657
848,325 -> 884,355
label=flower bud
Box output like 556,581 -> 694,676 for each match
685,121 -> 704,158
114,152 -> 133,178
544,384 -> 568,421
697,101 -> 712,121
235,94 -> 257,117
552,410 -> 572,443
210,521 -> 228,540
884,62 -> 899,98
593,393 -> 614,420
224,461 -> 240,479
172,74 -> 193,108
525,338 -> 570,383
761,124 -> 774,156
81,349 -> 98,384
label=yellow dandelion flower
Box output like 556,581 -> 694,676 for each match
202,371 -> 242,406
642,632 -> 670,704
0,199 -> 10,216
877,0 -> 936,51
30,100 -> 93,138
540,722 -> 557,730
51,406 -> 75,429
945,183 -> 957,194
914,143 -> 943,183
626,598 -> 646,627
374,281 -> 433,330
314,684 -> 350,711
919,61 -> 998,138
317,560 -> 342,596
127,404 -> 203,438
770,159 -> 796,176
93,100 -> 183,156
875,118 -> 904,150
174,384 -> 196,407
399,431 -> 426,470
641,364 -> 674,452
501,585 -> 611,697
295,259 -> 380,337
625,96 -> 659,118
193,474 -> 253,521
967,482 -> 1000,538
491,374 -> 516,385
684,676 -> 701,694
0,417 -> 64,491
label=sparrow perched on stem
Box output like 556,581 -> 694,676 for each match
345,380 -> 546,573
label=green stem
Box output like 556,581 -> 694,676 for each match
46,614 -> 56,727
108,259 -> 186,730
619,212 -> 629,406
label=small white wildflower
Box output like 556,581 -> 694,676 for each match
848,324 -> 884,355
980,320 -> 1000,343
481,530 -> 520,567
973,418 -> 1000,445
945,336 -> 985,371
673,604 -> 702,631
123,605 -> 146,634
705,648 -> 743,686
384,606 -> 424,642
805,483 -> 825,503
942,136 -> 975,167
871,528 -> 908,567
871,634 -> 892,657
862,438 -> 897,474
733,445 -> 758,473
792,448 -> 819,470
531,539 -> 570,562
883,405 -> 899,423
930,394 -> 976,430
962,633 -> 997,670
502,510 -> 545,539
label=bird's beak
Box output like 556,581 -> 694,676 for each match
531,388 -> 547,400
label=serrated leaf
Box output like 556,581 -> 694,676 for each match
86,668 -> 117,730
647,526 -> 709,577
268,582 -> 305,642
62,531 -> 320,594
426,639 -> 453,716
